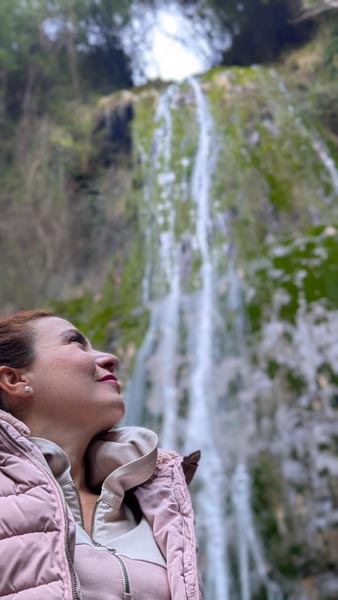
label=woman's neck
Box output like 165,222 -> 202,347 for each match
27,417 -> 94,491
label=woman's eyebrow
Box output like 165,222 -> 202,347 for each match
60,328 -> 89,346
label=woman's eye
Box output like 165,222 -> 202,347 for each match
68,334 -> 85,345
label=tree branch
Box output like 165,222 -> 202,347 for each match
291,0 -> 338,22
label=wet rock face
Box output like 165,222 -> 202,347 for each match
247,230 -> 338,596
51,22 -> 338,599
121,63 -> 338,599
94,93 -> 135,163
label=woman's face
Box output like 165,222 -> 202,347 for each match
26,316 -> 124,432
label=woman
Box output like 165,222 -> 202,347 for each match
0,309 -> 201,599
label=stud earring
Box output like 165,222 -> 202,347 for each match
24,385 -> 32,393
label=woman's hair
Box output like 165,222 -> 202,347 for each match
0,309 -> 54,410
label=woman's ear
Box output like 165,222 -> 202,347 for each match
0,366 -> 33,402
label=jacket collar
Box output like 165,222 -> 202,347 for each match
31,426 -> 158,508
0,409 -> 30,437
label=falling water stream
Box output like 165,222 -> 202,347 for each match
122,75 -> 297,599
183,77 -> 230,599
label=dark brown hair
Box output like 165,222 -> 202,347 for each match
0,309 -> 54,410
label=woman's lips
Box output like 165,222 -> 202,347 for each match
98,375 -> 121,392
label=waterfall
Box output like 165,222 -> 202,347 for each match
127,76 -> 286,599
124,85 -> 181,439
123,308 -> 159,425
119,59 -> 338,598
184,77 -> 230,600
232,464 -> 283,600
153,86 -> 181,448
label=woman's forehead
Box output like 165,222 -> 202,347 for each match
33,316 -> 76,340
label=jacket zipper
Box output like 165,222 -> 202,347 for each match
77,485 -> 131,596
0,423 -> 79,600
110,550 -> 131,598
91,498 -> 131,596
92,540 -> 131,598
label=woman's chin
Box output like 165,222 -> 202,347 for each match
109,399 -> 125,425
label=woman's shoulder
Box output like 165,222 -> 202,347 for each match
148,447 -> 201,486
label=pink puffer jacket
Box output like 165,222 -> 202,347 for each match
0,410 -> 201,599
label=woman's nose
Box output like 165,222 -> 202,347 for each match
95,352 -> 118,372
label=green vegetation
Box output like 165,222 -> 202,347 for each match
246,226 -> 338,331
251,453 -> 315,581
